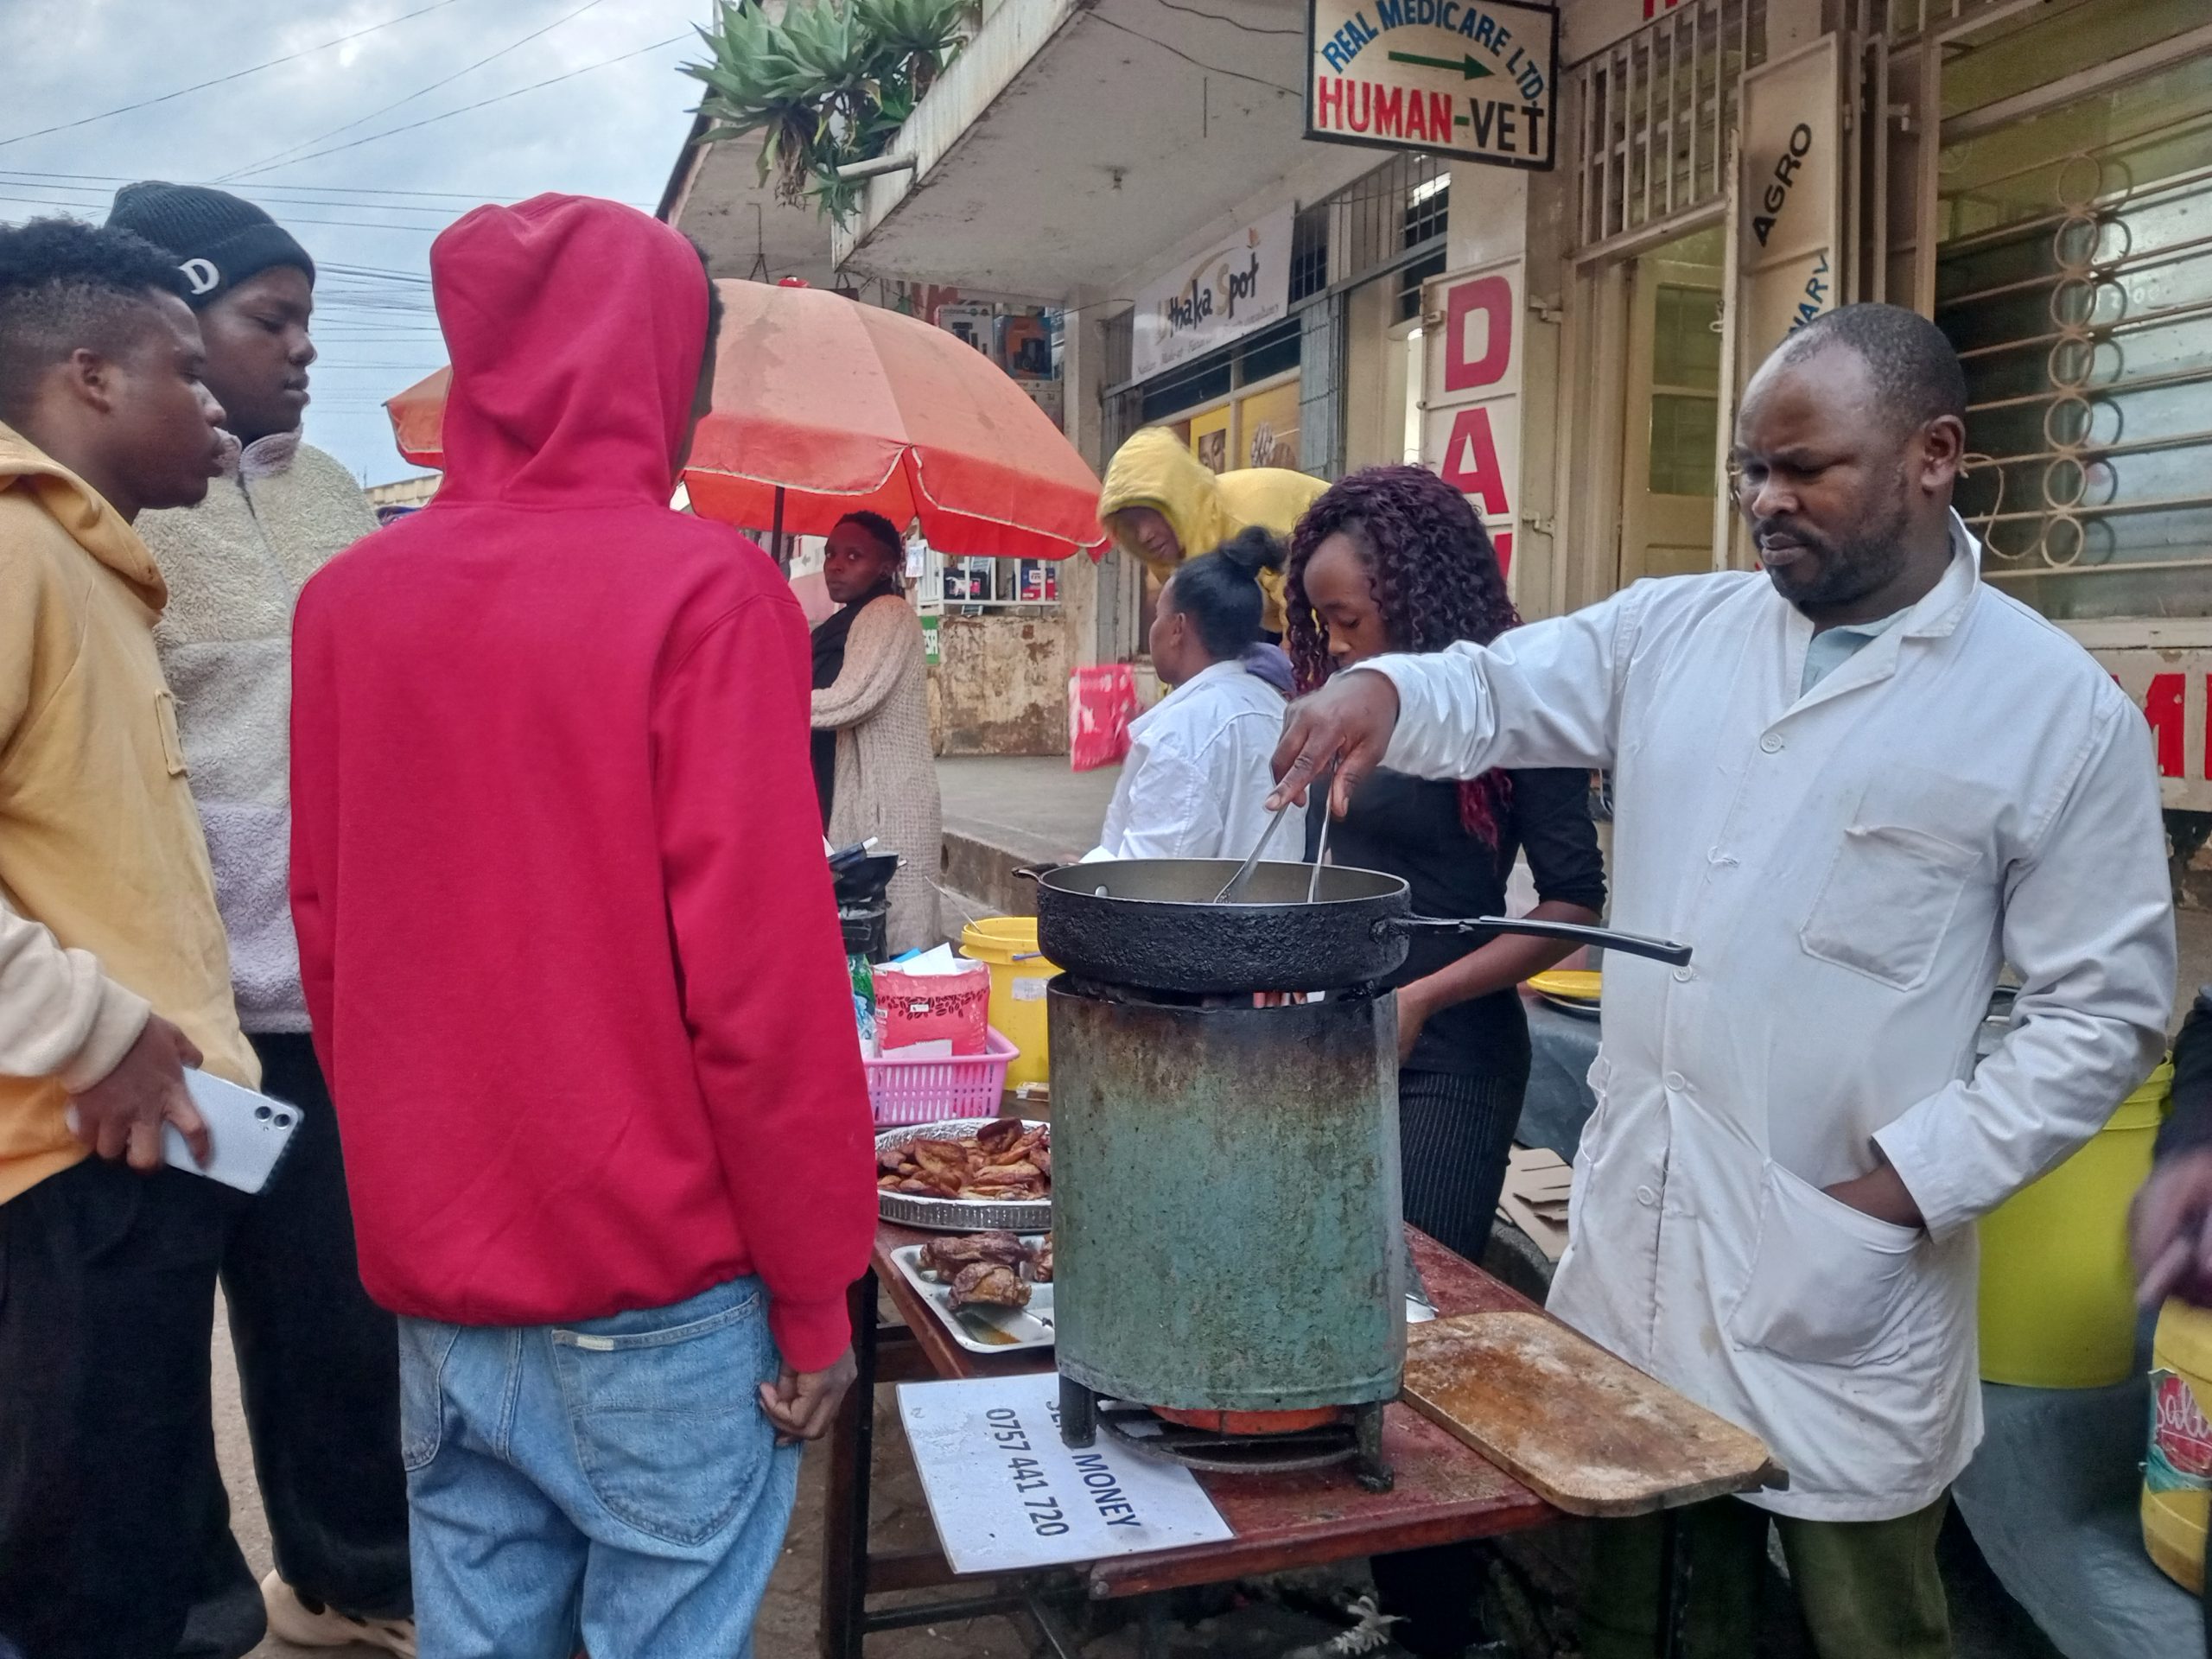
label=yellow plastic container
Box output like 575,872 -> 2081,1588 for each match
958,917 -> 1059,1090
1978,1060 -> 2171,1388
2144,1299 -> 2212,1594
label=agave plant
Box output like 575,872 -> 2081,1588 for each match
682,0 -> 973,222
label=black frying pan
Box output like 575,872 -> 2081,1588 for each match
1027,858 -> 1690,995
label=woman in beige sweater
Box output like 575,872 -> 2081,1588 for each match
811,513 -> 941,953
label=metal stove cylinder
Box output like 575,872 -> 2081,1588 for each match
1048,982 -> 1405,1414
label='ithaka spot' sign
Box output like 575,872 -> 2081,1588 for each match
1306,0 -> 1557,170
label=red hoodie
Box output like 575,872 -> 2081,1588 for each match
289,195 -> 875,1370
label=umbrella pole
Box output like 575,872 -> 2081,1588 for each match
771,486 -> 787,573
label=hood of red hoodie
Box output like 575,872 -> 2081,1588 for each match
429,194 -> 707,507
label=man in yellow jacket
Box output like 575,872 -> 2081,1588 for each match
0,219 -> 261,1659
1097,426 -> 1328,639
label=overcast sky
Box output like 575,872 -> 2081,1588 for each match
4,0 -> 709,482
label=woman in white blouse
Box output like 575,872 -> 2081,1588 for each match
1086,529 -> 1290,862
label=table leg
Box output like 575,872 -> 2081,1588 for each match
819,1271 -> 880,1659
1058,1372 -> 1096,1449
1656,1507 -> 1693,1659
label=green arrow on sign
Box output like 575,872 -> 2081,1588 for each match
1387,49 -> 1495,79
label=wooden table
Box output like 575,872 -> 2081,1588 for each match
822,1222 -> 1574,1659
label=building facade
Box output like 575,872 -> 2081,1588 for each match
680,0 -> 2210,840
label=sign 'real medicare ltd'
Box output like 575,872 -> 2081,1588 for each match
1306,0 -> 1557,170
1130,206 -> 1294,383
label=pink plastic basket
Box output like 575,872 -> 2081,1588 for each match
864,1027 -> 1020,1127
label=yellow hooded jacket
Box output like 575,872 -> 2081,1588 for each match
1096,428 -> 1329,636
0,423 -> 257,1204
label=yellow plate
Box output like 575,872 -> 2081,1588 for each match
1526,969 -> 1602,1002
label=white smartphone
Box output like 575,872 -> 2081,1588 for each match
64,1068 -> 303,1194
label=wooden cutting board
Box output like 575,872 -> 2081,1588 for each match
1402,1311 -> 1787,1516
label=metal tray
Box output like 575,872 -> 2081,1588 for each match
875,1118 -> 1052,1233
890,1240 -> 1054,1354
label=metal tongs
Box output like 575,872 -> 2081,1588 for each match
1211,801 -> 1294,903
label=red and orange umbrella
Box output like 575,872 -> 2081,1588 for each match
385,278 -> 1104,561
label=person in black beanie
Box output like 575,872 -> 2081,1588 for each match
105,183 -> 414,1659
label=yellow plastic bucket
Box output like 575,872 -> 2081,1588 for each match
1979,1060 -> 2171,1388
2145,1299 -> 2212,1594
958,918 -> 1058,1090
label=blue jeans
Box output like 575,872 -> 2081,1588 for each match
397,1276 -> 799,1659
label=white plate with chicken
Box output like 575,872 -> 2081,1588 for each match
890,1230 -> 1054,1355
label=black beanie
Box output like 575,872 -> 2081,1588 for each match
105,181 -> 315,308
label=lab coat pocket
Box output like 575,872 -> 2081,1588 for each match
1725,1164 -> 1925,1368
1799,821 -> 1974,991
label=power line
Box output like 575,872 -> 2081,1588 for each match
0,177 -> 463,219
1149,0 -> 1305,36
0,192 -> 448,235
0,168 -> 620,207
0,0 -> 481,151
231,32 -> 690,181
222,0 -> 613,182
1086,13 -> 1301,96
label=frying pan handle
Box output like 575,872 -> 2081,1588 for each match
1384,914 -> 1694,968
1011,863 -> 1062,884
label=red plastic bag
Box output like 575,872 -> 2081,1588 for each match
873,961 -> 990,1056
1069,664 -> 1138,772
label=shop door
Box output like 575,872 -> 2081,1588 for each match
1619,249 -> 1724,583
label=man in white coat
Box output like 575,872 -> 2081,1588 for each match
1271,304 -> 2175,1658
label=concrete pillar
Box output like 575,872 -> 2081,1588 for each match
1059,300 -> 1112,667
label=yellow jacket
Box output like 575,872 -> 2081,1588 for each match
1097,428 -> 1328,635
0,424 -> 257,1203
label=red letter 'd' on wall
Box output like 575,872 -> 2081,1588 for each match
1444,275 -> 1513,393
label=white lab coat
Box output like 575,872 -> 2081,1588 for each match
1367,518 -> 2174,1520
1086,660 -> 1286,862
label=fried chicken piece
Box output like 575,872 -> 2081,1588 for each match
918,1231 -> 1032,1279
946,1262 -> 1031,1311
1033,1146 -> 1051,1179
973,1117 -> 1027,1154
1028,1236 -> 1052,1282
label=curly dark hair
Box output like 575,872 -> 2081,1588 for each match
1286,464 -> 1521,845
0,218 -> 191,425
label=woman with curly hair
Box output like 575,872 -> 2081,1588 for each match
1287,465 -> 1607,1656
1289,466 -> 1605,1649
1289,466 -> 1605,1255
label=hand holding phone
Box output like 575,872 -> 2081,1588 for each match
67,1058 -> 303,1195
67,1014 -> 207,1172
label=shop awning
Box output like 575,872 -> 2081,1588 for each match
832,0 -> 1363,297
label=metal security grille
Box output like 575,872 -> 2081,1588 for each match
1327,150 -> 1452,289
1937,6 -> 2212,620
1570,0 -> 1766,255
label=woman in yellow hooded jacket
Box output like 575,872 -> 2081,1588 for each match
1096,427 -> 1327,638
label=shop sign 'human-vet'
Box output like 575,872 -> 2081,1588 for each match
1130,206 -> 1294,382
1306,1 -> 1557,169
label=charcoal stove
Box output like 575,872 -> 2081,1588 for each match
1046,975 -> 1403,1491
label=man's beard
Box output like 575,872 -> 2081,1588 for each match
1758,490 -> 1914,613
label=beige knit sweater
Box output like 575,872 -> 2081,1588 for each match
812,594 -> 941,954
137,432 -> 378,1032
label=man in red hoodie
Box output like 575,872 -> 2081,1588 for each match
289,194 -> 876,1657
